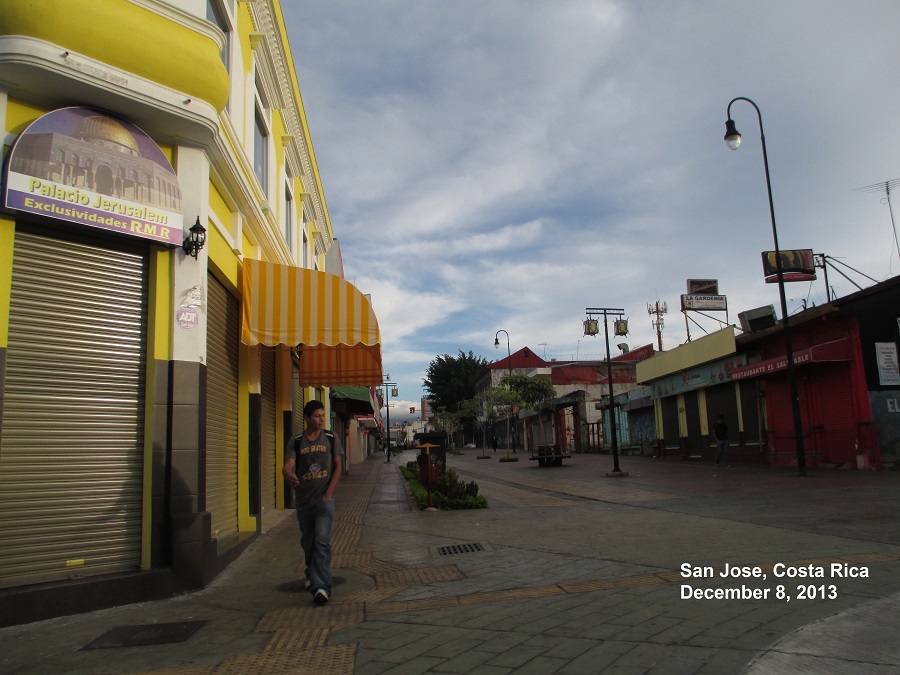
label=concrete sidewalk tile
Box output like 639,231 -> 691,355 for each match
646,654 -> 713,675
484,644 -> 549,669
430,648 -> 506,673
372,657 -> 452,675
355,658 -> 426,675
508,655 -> 569,674
647,622 -> 707,645
695,648 -> 760,674
523,635 -> 596,660
468,631 -> 531,655
422,636 -> 485,660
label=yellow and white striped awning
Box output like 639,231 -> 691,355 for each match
241,259 -> 382,387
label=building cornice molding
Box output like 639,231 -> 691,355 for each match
246,0 -> 328,241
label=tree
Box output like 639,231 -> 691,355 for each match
423,350 -> 488,412
506,375 -> 556,448
476,384 -> 524,455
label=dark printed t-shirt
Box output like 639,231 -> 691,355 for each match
287,429 -> 344,505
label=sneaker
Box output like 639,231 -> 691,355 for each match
303,578 -> 311,590
314,589 -> 329,605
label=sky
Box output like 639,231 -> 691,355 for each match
281,1 -> 900,424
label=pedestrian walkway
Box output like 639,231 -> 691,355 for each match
0,451 -> 898,674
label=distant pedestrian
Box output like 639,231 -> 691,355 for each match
283,400 -> 343,605
713,415 -> 730,466
492,435 -> 498,453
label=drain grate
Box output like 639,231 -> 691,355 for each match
437,542 -> 484,556
80,620 -> 207,650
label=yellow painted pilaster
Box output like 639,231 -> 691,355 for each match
0,215 -> 15,348
677,394 -> 687,439
698,388 -> 708,436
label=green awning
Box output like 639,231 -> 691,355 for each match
330,386 -> 375,415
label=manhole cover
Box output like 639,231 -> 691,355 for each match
437,543 -> 484,556
80,620 -> 207,650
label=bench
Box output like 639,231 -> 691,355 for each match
529,444 -> 572,467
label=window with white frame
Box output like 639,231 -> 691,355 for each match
284,183 -> 293,250
253,103 -> 269,194
301,202 -> 310,268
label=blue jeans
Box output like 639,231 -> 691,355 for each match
296,498 -> 335,596
715,439 -> 730,465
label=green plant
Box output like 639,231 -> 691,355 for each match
400,462 -> 487,510
499,456 -> 519,462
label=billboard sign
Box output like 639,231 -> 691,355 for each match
686,279 -> 719,295
876,342 -> 900,386
761,249 -> 816,283
681,294 -> 728,311
2,107 -> 184,246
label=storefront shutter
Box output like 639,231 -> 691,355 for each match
815,363 -> 856,463
260,348 -> 277,513
0,229 -> 147,588
206,274 -> 240,548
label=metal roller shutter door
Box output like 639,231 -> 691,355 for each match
260,349 -> 277,513
0,230 -> 147,588
815,364 -> 855,463
206,275 -> 240,547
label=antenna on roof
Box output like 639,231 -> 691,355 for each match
855,178 -> 900,261
647,300 -> 667,352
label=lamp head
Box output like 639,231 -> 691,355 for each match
182,216 -> 207,259
724,119 -> 742,150
494,337 -> 500,349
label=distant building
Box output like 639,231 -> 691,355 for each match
474,345 -> 655,453
637,276 -> 900,468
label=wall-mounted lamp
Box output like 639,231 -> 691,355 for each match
182,217 -> 207,259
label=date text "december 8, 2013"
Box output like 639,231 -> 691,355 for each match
679,562 -> 869,602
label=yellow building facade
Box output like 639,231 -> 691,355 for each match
0,0 -> 381,626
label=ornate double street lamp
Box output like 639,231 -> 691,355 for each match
584,308 -> 629,477
493,329 -> 516,454
724,97 -> 806,477
383,377 -> 398,463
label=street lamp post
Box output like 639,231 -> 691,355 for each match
383,378 -> 397,463
584,308 -> 628,477
494,329 -> 516,454
724,97 -> 807,477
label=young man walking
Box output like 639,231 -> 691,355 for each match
283,400 -> 343,605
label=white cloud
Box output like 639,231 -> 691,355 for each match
286,0 -> 900,403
